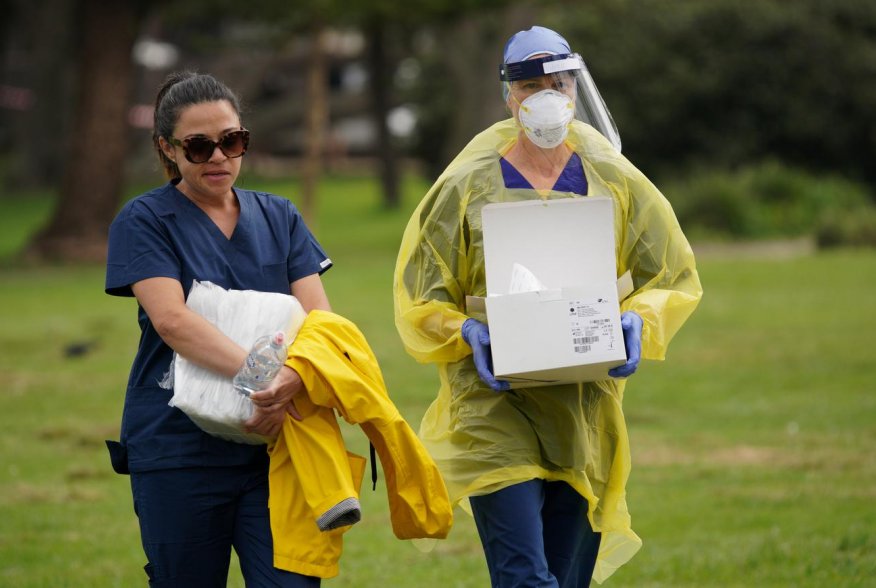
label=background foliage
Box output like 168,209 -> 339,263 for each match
403,0 -> 876,193
543,0 -> 876,189
663,161 -> 876,244
4,0 -> 876,254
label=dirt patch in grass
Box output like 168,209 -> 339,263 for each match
37,423 -> 119,449
691,237 -> 815,260
636,441 -> 873,473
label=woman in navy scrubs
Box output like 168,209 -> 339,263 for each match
105,72 -> 331,587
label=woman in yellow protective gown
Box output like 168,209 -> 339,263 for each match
393,25 -> 702,587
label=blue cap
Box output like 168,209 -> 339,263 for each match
503,26 -> 571,64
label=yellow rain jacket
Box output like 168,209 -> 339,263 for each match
269,310 -> 452,578
393,119 -> 702,583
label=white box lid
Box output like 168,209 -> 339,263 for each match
481,197 -> 617,296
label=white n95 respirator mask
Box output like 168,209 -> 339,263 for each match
516,89 -> 575,149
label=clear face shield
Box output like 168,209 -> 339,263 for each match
500,53 -> 622,152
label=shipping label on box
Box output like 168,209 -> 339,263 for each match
567,297 -> 622,355
486,287 -> 625,386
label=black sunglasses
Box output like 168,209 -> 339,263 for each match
168,129 -> 250,164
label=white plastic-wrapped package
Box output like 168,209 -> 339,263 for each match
168,281 -> 307,444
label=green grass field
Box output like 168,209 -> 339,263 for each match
1,176 -> 874,587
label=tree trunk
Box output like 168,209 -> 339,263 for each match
366,20 -> 400,209
300,26 -> 329,226
5,0 -> 75,191
25,0 -> 140,262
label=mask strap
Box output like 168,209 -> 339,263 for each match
511,90 -> 530,114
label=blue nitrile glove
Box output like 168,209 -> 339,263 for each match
609,311 -> 644,378
461,318 -> 511,391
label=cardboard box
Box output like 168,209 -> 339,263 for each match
478,197 -> 628,387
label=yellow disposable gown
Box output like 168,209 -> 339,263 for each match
270,310 -> 453,578
393,118 -> 702,582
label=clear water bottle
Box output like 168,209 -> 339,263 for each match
233,331 -> 288,397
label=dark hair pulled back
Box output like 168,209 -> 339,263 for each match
152,71 -> 242,179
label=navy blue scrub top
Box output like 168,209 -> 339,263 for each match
106,181 -> 331,473
500,152 -> 588,195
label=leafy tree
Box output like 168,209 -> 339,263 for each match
544,0 -> 876,192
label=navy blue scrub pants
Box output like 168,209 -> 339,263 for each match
131,463 -> 319,588
470,479 -> 601,588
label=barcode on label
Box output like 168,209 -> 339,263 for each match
574,336 -> 600,345
574,345 -> 591,353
